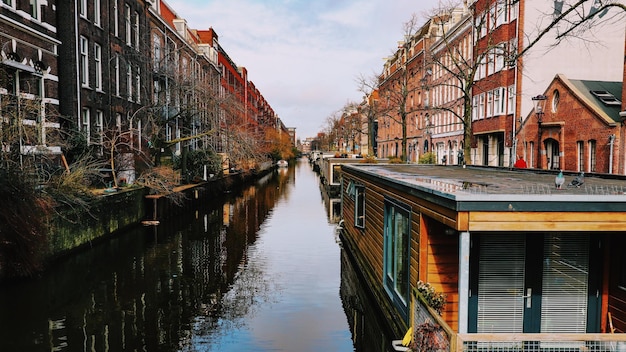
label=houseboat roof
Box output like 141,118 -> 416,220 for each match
342,164 -> 626,212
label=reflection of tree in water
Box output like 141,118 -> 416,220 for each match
178,168 -> 291,350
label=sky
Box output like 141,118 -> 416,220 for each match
164,0 -> 441,140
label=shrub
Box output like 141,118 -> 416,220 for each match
418,152 -> 436,164
416,280 -> 446,315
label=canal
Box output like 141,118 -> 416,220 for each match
0,158 -> 396,351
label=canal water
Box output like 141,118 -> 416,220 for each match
0,158 -> 396,351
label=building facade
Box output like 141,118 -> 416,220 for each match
0,0 -> 62,165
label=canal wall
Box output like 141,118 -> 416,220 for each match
0,164 -> 278,281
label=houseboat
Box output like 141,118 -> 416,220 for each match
339,164 -> 626,350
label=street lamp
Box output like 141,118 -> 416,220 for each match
532,94 -> 547,126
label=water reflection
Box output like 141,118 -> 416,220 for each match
0,159 -> 362,352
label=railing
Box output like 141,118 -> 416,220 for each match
409,289 -> 626,352
456,333 -> 626,352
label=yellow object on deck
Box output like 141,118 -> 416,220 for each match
402,327 -> 413,346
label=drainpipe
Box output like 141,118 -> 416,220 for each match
609,134 -> 615,174
74,0 -> 81,132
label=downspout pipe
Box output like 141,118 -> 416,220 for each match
609,134 -> 615,174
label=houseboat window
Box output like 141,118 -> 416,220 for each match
383,198 -> 411,318
354,185 -> 365,228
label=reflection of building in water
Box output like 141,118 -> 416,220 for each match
340,249 -> 396,352
319,175 -> 342,224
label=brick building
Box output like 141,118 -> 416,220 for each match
518,74 -> 623,173
470,0 -> 624,168
0,0 -> 62,163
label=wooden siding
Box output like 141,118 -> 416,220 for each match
469,212 -> 626,232
341,172 -> 460,334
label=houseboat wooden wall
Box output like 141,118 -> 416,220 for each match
341,171 -> 460,335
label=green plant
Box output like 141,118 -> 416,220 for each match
416,280 -> 446,315
418,152 -> 436,164
389,156 -> 403,164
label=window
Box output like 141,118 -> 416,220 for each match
486,91 -> 493,117
153,34 -> 161,68
493,88 -> 502,116
79,0 -> 87,17
125,5 -> 131,46
472,95 -> 479,121
127,65 -> 133,101
81,108 -> 90,143
383,197 -> 411,319
355,185 -> 365,228
2,0 -> 14,7
478,93 -> 485,119
589,140 -> 596,173
115,113 -> 122,132
94,0 -> 101,26
95,110 -> 103,153
79,36 -> 89,86
135,67 -> 141,103
94,43 -> 102,90
30,0 -> 40,20
507,85 -> 515,114
113,0 -> 118,36
114,55 -> 120,96
577,141 -> 584,172
551,90 -> 560,113
134,11 -> 140,48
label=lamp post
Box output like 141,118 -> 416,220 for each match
532,94 -> 547,126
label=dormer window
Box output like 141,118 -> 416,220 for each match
590,90 -> 622,106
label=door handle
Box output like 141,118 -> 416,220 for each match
522,288 -> 532,308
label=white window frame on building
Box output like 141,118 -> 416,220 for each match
94,43 -> 102,91
80,36 -> 89,87
81,107 -> 90,143
79,0 -> 87,18
94,0 -> 101,26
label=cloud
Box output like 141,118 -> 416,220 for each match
164,0 -> 439,138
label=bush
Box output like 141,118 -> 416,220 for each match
173,149 -> 222,182
418,152 -> 437,164
416,280 -> 446,315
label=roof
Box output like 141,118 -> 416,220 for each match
565,76 -> 623,123
342,164 -> 626,212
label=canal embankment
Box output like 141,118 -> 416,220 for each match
0,164 -> 276,282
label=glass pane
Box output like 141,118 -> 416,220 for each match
477,234 -> 525,333
541,233 -> 588,333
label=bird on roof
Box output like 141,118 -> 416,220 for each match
555,170 -> 565,189
568,172 -> 585,188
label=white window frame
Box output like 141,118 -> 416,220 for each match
127,65 -> 133,101
135,66 -> 141,103
125,5 -> 132,46
29,0 -> 41,20
134,11 -> 140,48
81,107 -> 90,143
113,0 -> 119,37
79,0 -> 87,18
95,110 -> 103,152
2,0 -> 15,9
478,93 -> 485,119
493,88 -> 502,116
487,91 -> 493,117
507,85 -> 515,115
94,43 -> 102,90
114,55 -> 120,96
472,95 -> 479,121
80,36 -> 89,86
94,0 -> 101,26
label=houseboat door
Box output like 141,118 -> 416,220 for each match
469,233 -> 601,334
